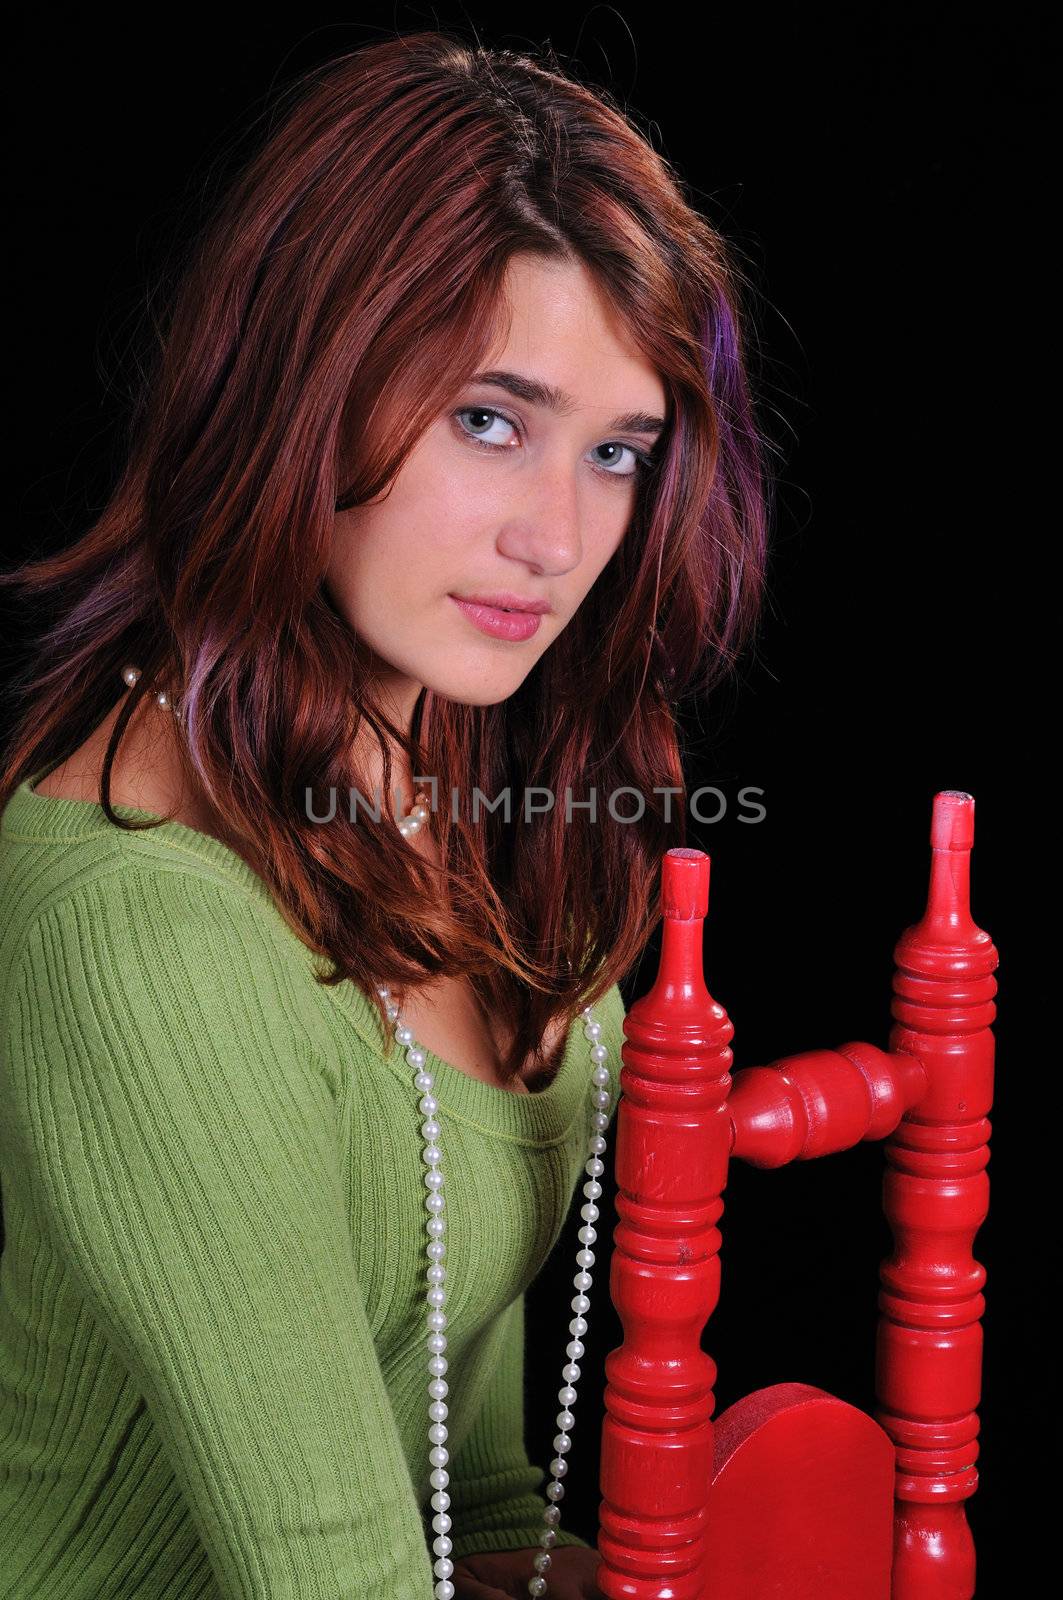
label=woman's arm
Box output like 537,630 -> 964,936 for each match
5,872 -> 436,1599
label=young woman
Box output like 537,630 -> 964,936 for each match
0,30 -> 770,1600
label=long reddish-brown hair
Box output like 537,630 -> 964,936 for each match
0,30 -> 773,1084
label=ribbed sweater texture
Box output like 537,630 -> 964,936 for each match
0,775 -> 626,1598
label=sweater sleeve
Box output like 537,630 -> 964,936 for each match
6,873 -> 435,1600
445,1291 -> 593,1560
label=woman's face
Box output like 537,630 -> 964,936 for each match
325,252 -> 668,722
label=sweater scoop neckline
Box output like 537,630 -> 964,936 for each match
4,772 -> 605,1144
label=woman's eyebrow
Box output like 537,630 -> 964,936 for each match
470,368 -> 667,437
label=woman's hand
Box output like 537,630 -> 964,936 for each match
451,1543 -> 605,1598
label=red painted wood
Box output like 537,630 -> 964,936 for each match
728,1044 -> 928,1166
876,791 -> 997,1599
593,791 -> 996,1600
596,847 -> 729,1599
702,1384 -> 895,1599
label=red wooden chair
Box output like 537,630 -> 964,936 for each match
594,791 -> 995,1600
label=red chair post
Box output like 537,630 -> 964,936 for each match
876,791 -> 997,1598
596,848 -> 729,1600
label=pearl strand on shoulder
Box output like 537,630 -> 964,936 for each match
121,663 -> 183,719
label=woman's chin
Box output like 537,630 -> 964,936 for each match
422,666 -> 530,709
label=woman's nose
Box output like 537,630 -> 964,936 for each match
494,461 -> 584,575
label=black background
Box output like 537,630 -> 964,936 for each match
7,7 -> 1049,1593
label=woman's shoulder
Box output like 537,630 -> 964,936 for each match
5,768 -> 276,900
0,771 -> 301,1012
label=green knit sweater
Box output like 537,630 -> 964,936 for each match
0,774 -> 625,1599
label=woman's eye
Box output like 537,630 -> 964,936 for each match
452,406 -> 654,482
588,441 -> 645,478
454,407 -> 518,449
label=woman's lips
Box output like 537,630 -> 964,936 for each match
448,596 -> 544,641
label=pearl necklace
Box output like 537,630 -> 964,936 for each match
119,664 -> 615,1598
